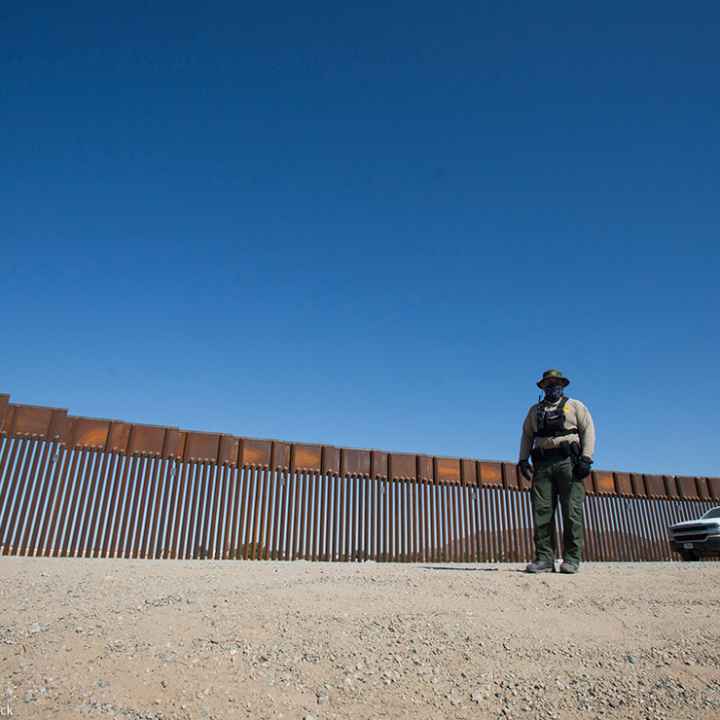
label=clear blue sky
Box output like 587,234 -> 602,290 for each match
2,3 -> 719,477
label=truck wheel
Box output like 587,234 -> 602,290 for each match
680,550 -> 700,561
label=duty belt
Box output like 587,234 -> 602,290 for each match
531,444 -> 576,463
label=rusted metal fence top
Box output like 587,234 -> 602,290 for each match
0,392 -> 718,500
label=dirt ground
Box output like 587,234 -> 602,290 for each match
1,558 -> 719,720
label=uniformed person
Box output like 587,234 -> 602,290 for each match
518,369 -> 596,574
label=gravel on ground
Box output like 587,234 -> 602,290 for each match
1,558 -> 719,720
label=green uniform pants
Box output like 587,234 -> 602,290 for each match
531,456 -> 585,565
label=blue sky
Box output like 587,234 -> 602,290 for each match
2,3 -> 719,477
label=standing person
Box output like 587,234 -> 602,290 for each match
518,370 -> 596,574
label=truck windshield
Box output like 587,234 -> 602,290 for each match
702,508 -> 720,519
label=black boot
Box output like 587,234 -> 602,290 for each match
525,559 -> 554,573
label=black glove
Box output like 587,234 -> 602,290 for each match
518,460 -> 533,481
573,455 -> 593,480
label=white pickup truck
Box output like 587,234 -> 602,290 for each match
668,507 -> 720,561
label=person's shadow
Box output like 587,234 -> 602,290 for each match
421,565 -> 529,573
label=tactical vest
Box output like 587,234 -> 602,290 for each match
533,396 -> 578,439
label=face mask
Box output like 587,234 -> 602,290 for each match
543,384 -> 564,402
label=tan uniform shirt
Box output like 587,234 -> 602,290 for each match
519,396 -> 596,462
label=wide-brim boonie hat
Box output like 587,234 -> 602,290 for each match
537,369 -> 570,389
